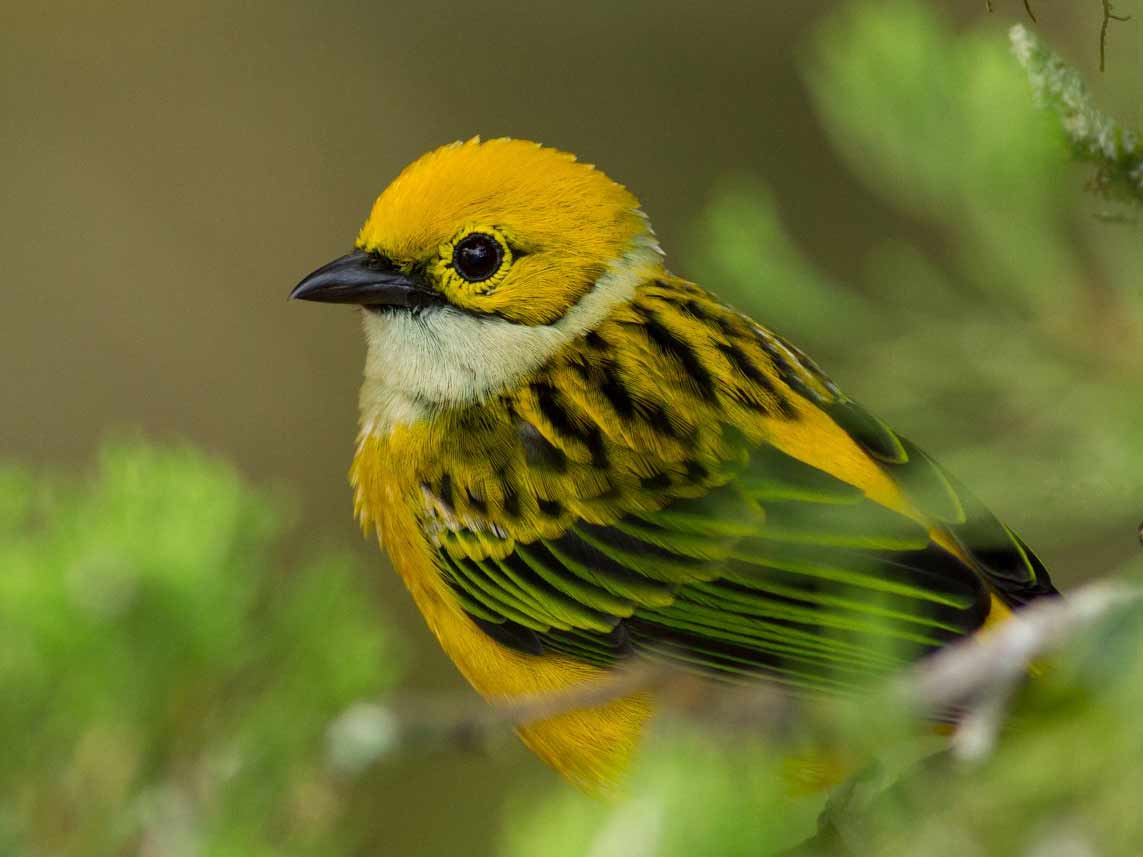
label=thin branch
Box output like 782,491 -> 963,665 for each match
988,2 -> 1135,72
485,663 -> 669,728
985,1 -> 1039,22
1100,0 -> 1132,72
904,581 -> 1135,709
325,664 -> 672,773
899,581 -> 1142,759
327,580 -> 1140,776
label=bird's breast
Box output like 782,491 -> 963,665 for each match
351,430 -> 653,792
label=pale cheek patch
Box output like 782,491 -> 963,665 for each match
358,236 -> 662,434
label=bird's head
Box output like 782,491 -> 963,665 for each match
292,138 -> 663,431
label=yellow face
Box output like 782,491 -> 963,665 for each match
292,138 -> 664,427
355,137 -> 650,325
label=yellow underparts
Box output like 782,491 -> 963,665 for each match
353,434 -> 651,794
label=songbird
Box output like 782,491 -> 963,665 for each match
291,137 -> 1056,792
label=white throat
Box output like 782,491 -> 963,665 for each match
358,236 -> 662,436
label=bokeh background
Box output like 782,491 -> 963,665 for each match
3,2 -> 1140,855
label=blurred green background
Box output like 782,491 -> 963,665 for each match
2,1 -> 1141,855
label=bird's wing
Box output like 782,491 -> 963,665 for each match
820,391 -> 1056,608
419,278 -> 1056,690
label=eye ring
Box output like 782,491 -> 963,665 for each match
452,232 -> 505,283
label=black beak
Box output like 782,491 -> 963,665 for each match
289,249 -> 440,309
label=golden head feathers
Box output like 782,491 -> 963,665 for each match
357,137 -> 655,325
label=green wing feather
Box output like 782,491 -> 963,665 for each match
436,441 -> 1029,693
823,396 -> 1056,605
425,281 -> 1057,692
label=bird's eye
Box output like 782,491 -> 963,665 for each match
452,233 -> 504,283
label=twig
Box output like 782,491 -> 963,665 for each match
904,581 -> 1135,708
989,2 -> 1135,73
985,1 -> 1038,22
899,581 -> 1142,759
1100,0 -> 1132,72
325,664 -> 671,773
328,580 -> 1140,775
488,663 -> 668,727
949,680 -> 1015,761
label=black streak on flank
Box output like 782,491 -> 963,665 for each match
755,335 -> 798,380
569,360 -> 592,381
775,394 -> 799,420
755,334 -> 822,412
664,294 -> 709,323
681,300 -> 719,332
584,330 -> 609,351
648,403 -> 682,439
500,480 -> 521,518
599,365 -> 635,419
635,306 -> 718,402
717,341 -> 769,386
641,472 -> 673,492
658,292 -> 740,339
684,460 -> 709,483
776,334 -> 841,397
465,489 -> 487,515
533,383 -> 578,439
518,420 -> 569,473
437,473 -> 455,511
498,479 -> 521,521
585,427 -> 609,470
716,342 -> 796,419
533,383 -> 609,469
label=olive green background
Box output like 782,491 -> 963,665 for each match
3,3 -> 1137,855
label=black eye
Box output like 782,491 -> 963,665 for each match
452,233 -> 504,283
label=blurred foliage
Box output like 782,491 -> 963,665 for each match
0,441 -> 397,855
692,0 -> 1142,550
502,732 -> 824,857
503,2 -> 1143,855
1010,22 -> 1143,210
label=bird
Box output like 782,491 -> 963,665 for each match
291,137 -> 1057,793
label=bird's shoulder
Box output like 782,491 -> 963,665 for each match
409,276 -> 832,540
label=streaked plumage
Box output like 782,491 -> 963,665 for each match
294,138 -> 1056,791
